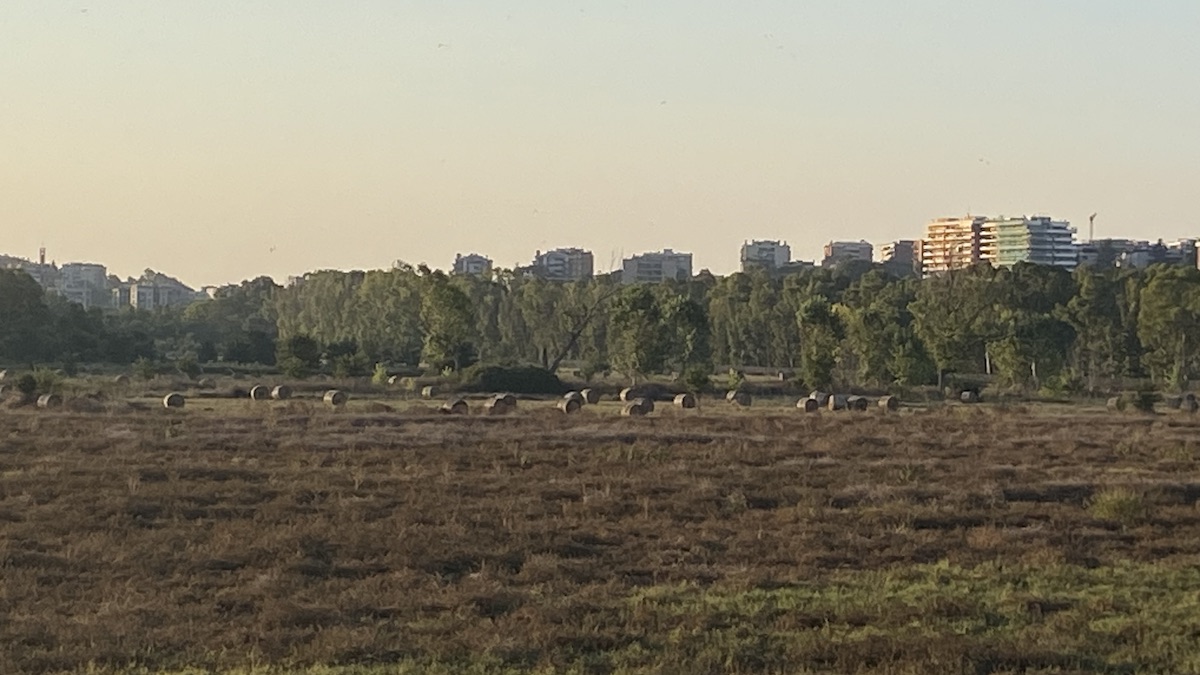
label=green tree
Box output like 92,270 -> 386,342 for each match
796,296 -> 842,390
1062,268 -> 1134,390
0,270 -> 53,362
277,334 -> 322,378
910,265 -> 997,389
609,285 -> 671,384
1138,266 -> 1200,390
419,272 -> 476,372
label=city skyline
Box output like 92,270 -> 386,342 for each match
4,2 -> 1199,286
5,216 -> 1197,302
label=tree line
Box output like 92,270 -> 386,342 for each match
2,261 -> 1199,391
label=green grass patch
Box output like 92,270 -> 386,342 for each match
71,562 -> 1200,675
624,561 -> 1200,674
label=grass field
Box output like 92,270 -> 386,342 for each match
2,394 -> 1200,674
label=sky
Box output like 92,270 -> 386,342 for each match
2,1 -> 1199,287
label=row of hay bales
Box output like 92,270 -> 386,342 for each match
1165,393 -> 1200,412
154,388 -> 351,411
798,391 -> 900,413
1107,392 -> 1199,413
435,393 -> 518,416
248,384 -> 294,401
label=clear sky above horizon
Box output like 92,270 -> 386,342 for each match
3,1 -> 1198,287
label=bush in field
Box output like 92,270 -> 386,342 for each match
277,335 -> 322,378
1130,390 -> 1160,414
371,363 -> 390,386
683,366 -> 712,393
331,352 -> 369,378
15,374 -> 37,399
133,357 -> 158,381
33,367 -> 63,394
176,356 -> 202,380
1089,487 -> 1149,527
460,365 -> 564,395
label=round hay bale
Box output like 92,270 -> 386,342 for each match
387,375 -> 401,386
674,393 -> 697,409
727,390 -> 751,407
113,374 -> 130,385
828,394 -> 848,411
271,385 -> 293,401
632,397 -> 655,414
847,395 -> 869,412
797,397 -> 820,413
37,393 -> 63,409
580,388 -> 600,405
323,390 -> 348,407
563,391 -> 585,405
484,396 -> 512,416
1106,396 -> 1127,412
621,401 -> 648,417
619,387 -> 635,402
249,385 -> 271,401
960,390 -> 980,404
163,392 -> 186,409
440,398 -> 469,415
809,391 -> 831,407
878,395 -> 900,412
1164,396 -> 1183,411
558,397 -> 582,414
421,385 -> 436,400
484,394 -> 517,415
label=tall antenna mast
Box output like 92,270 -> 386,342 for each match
1089,213 -> 1097,243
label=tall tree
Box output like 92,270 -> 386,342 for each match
419,272 -> 476,371
1138,266 -> 1200,390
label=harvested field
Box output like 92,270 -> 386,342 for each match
1,404 -> 1199,673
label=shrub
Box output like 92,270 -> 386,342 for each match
133,357 -> 158,381
332,352 -> 370,378
15,373 -> 37,398
682,366 -> 712,393
459,365 -> 564,395
578,360 -> 609,383
176,356 -> 202,380
276,335 -> 322,378
1130,390 -> 1159,413
371,363 -> 390,386
33,368 -> 63,394
1088,487 -> 1149,527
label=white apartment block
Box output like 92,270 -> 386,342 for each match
532,248 -> 594,281
621,249 -> 693,284
740,240 -> 792,272
822,240 -> 873,267
452,253 -> 493,277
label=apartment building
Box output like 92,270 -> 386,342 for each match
983,216 -> 1077,269
621,249 -> 693,284
452,253 -> 493,277
740,240 -> 792,273
921,217 -> 987,275
822,240 -> 873,267
879,240 -> 922,277
531,248 -> 594,281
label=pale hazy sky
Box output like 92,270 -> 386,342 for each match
3,1 -> 1198,286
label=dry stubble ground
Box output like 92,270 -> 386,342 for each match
2,398 -> 1200,674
